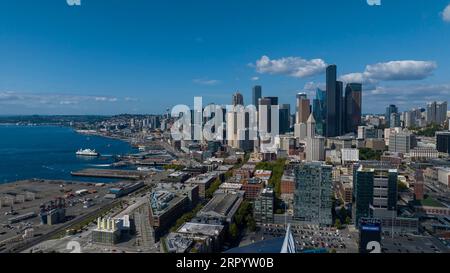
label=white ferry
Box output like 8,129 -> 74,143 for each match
76,149 -> 100,157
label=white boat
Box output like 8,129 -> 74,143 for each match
76,149 -> 100,157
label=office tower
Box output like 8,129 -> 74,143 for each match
427,101 -> 448,125
258,97 -> 279,134
354,162 -> 398,227
253,188 -> 274,224
326,65 -> 342,137
436,131 -> 450,154
252,85 -> 262,110
344,83 -> 362,134
279,104 -> 291,134
232,92 -> 244,106
305,137 -> 325,162
296,93 -> 311,124
294,162 -> 333,226
265,96 -> 279,106
390,112 -> 401,128
403,110 -> 416,128
389,131 -> 415,154
385,105 -> 398,127
226,110 -> 254,152
436,101 -> 448,125
294,123 -> 307,141
259,97 -> 272,134
226,111 -> 239,149
313,88 -> 326,136
306,114 -> 316,139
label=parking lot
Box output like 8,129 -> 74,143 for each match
242,223 -> 359,253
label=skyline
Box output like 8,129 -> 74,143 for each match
0,0 -> 450,115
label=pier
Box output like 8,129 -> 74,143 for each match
71,169 -> 151,180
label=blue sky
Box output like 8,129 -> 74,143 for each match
1,0 -> 450,115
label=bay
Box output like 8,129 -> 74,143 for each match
0,125 -> 136,183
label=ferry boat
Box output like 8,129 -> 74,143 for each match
76,149 -> 100,157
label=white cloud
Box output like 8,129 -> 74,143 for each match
251,76 -> 260,81
254,55 -> 327,78
362,83 -> 450,113
442,4 -> 450,22
303,81 -> 325,92
365,60 -> 437,81
0,91 -> 120,106
340,60 -> 437,85
193,78 -> 221,86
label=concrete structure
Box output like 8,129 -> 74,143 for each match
341,148 -> 359,164
389,131 -> 414,154
306,136 -> 325,162
408,147 -> 439,161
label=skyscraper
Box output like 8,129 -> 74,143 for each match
294,162 -> 333,226
296,93 -> 310,124
232,92 -> 244,106
385,104 -> 398,127
344,83 -> 362,134
279,104 -> 291,134
252,86 -> 262,110
313,88 -> 326,136
390,112 -> 401,128
427,101 -> 448,125
325,65 -> 342,137
259,97 -> 279,133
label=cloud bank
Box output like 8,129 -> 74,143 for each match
254,55 -> 327,78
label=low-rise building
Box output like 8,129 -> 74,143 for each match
197,192 -> 244,223
241,178 -> 264,200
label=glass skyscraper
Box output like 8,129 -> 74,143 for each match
344,83 -> 362,134
294,162 -> 333,226
252,85 -> 262,110
313,88 -> 326,136
325,65 -> 343,137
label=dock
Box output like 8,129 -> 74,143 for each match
71,169 -> 150,180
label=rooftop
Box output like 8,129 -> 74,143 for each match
177,222 -> 224,237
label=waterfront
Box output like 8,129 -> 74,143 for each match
0,125 -> 136,183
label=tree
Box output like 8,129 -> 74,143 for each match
334,219 -> 342,230
345,216 -> 351,225
229,223 -> 239,240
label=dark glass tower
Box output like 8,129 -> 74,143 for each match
344,83 -> 362,134
232,92 -> 244,106
252,86 -> 262,110
279,104 -> 290,134
325,65 -> 342,137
